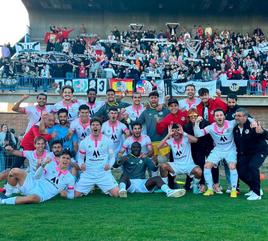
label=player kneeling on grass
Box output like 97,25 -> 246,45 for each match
0,150 -> 75,205
115,142 -> 186,198
158,124 -> 202,194
74,118 -> 119,198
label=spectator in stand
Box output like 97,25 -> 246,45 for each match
1,44 -> 11,59
201,67 -> 212,81
260,70 -> 268,95
0,124 -> 16,171
104,64 -> 117,79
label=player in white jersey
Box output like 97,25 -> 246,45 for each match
194,108 -> 238,198
5,136 -> 53,176
86,88 -> 105,117
12,93 -> 54,133
124,92 -> 146,134
102,107 -> 130,157
158,124 -> 202,193
75,118 -> 119,197
0,150 -> 75,205
53,85 -> 85,121
178,84 -> 201,111
69,105 -> 91,143
118,122 -> 153,158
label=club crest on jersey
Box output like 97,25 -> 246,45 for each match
245,129 -> 249,134
181,116 -> 185,121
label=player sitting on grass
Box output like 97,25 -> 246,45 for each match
0,150 -> 75,205
158,124 -> 202,194
114,142 -> 186,198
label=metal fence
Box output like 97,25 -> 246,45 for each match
0,76 -> 267,96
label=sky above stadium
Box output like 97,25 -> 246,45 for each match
0,0 -> 29,46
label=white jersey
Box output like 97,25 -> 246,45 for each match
23,105 -> 54,133
166,136 -> 194,165
53,99 -> 85,121
70,118 -> 91,143
78,134 -> 115,172
194,120 -> 236,152
86,101 -> 105,117
22,150 -> 54,176
125,104 -> 145,121
122,134 -> 152,155
125,104 -> 147,134
179,98 -> 201,111
102,120 -> 128,156
33,161 -> 75,201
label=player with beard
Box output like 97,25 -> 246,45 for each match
20,113 -> 56,151
75,118 -> 119,197
183,108 -> 219,193
102,108 -> 130,158
50,140 -> 79,177
118,122 -> 153,158
158,124 -> 202,193
94,89 -> 130,122
124,92 -> 146,133
178,84 -> 201,111
194,109 -> 239,198
12,93 -> 53,134
86,88 -> 105,117
53,86 -> 85,122
40,109 -> 78,155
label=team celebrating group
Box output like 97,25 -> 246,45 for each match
0,84 -> 268,205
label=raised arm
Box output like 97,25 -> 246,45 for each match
5,145 -> 23,157
12,95 -> 29,113
193,116 -> 208,137
158,125 -> 174,149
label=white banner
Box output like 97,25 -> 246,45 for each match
53,78 -> 107,95
15,42 -> 40,53
172,80 -> 217,96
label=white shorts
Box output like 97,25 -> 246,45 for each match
75,170 -> 118,195
207,148 -> 237,165
19,174 -> 36,195
168,161 -> 197,177
127,179 -> 151,193
28,180 -> 58,202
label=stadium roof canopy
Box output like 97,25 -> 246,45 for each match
22,0 -> 268,15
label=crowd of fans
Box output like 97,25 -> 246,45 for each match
1,24 -> 268,94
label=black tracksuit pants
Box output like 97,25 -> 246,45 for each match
237,152 -> 267,196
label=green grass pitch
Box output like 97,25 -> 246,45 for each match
1,181 -> 268,241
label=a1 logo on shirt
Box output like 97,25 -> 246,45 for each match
220,136 -> 228,142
